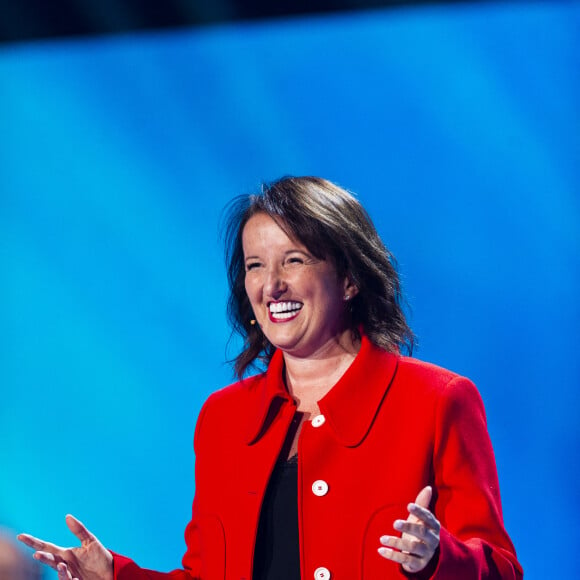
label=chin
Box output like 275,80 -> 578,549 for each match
264,328 -> 302,351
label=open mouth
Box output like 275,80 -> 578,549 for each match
268,301 -> 303,322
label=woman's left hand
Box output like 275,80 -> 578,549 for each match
378,485 -> 441,574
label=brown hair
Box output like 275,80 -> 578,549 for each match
222,176 -> 415,378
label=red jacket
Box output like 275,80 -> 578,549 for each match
113,334 -> 522,579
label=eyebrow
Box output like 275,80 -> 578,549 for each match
244,249 -> 311,261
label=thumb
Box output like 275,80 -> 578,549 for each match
414,485 -> 432,509
65,514 -> 95,544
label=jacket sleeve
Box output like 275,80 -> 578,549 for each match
426,376 -> 523,580
111,400 -> 213,580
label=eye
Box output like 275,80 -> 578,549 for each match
286,256 -> 304,265
245,261 -> 262,271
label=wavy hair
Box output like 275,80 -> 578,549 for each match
222,176 -> 415,378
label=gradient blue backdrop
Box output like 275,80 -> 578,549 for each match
1,2 -> 578,579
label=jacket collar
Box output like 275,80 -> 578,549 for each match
245,333 -> 399,447
245,348 -> 290,445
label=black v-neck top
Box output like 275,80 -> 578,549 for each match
252,411 -> 303,580
253,455 -> 300,580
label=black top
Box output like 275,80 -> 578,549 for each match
253,411 -> 303,580
253,455 -> 300,580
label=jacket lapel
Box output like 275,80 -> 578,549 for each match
319,334 -> 399,447
245,348 -> 291,445
245,333 -> 399,447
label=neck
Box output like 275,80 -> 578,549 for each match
283,332 -> 360,413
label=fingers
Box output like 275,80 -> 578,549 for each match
406,502 -> 440,531
394,519 -> 439,543
65,514 -> 95,544
380,515 -> 439,556
33,551 -> 61,570
57,562 -> 78,580
19,515 -> 95,551
18,533 -> 69,573
379,534 -> 430,558
377,486 -> 441,574
378,547 -> 427,573
379,530 -> 436,574
17,533 -> 44,550
17,533 -> 65,556
18,519 -> 89,578
377,543 -> 429,573
414,485 -> 432,509
17,533 -> 39,549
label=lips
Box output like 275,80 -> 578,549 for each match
268,301 -> 303,323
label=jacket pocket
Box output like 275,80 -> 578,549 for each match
198,514 -> 226,580
362,503 -> 409,579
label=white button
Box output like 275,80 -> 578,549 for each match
311,414 -> 326,427
312,480 -> 329,496
314,566 -> 331,580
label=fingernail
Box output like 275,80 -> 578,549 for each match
394,520 -> 403,530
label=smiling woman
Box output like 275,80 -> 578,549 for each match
224,176 -> 414,379
242,212 -> 356,359
17,176 -> 523,580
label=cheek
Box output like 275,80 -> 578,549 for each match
244,276 -> 258,303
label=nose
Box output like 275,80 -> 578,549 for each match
264,265 -> 287,298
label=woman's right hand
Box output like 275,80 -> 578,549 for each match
18,514 -> 113,580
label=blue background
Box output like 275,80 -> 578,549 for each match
1,2 -> 578,579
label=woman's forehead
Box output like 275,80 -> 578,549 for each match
243,213 -> 302,246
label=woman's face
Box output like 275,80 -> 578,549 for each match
242,212 -> 356,358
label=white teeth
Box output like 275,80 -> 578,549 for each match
272,310 -> 297,319
269,301 -> 302,315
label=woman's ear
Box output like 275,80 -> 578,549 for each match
342,276 -> 359,301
